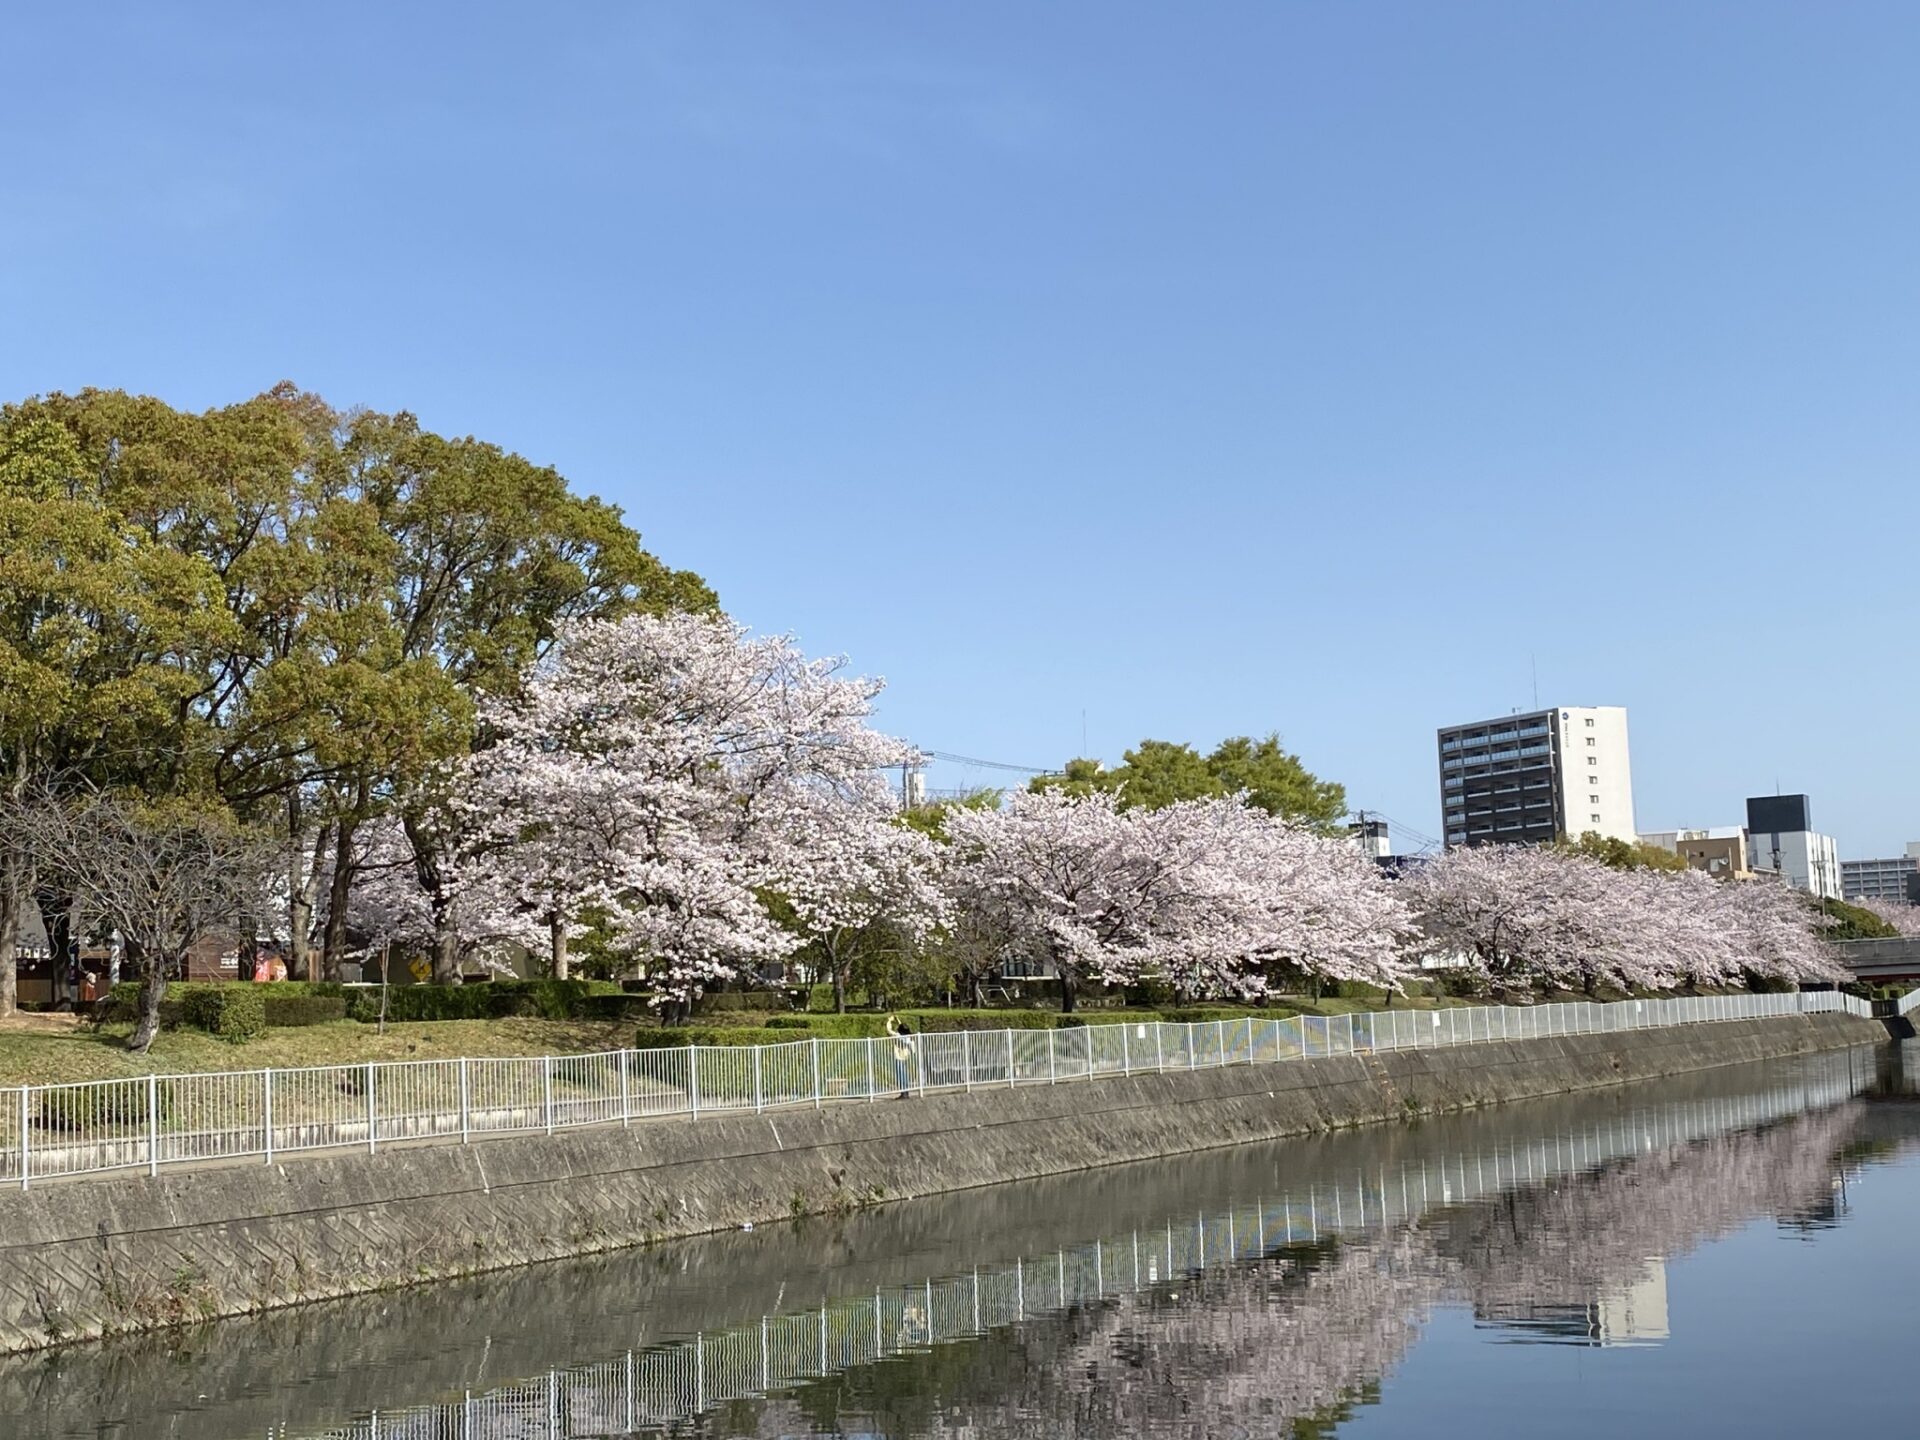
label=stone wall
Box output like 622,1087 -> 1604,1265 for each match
0,1012 -> 1880,1354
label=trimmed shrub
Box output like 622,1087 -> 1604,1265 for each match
98,979 -> 347,1028
180,984 -> 266,1043
636,1025 -> 808,1049
764,1016 -> 813,1029
350,978 -> 622,1023
263,994 -> 349,1027
37,1081 -> 167,1132
573,994 -> 659,1023
691,990 -> 770,1015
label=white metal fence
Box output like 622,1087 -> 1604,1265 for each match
293,1055 -> 1865,1440
0,988 -> 1876,1190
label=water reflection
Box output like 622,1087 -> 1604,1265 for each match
7,1047 -> 1910,1440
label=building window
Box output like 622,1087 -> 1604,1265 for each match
1587,756 -> 1597,766
1585,717 -> 1595,726
1591,813 -> 1602,824
1586,737 -> 1596,746
1589,794 -> 1599,804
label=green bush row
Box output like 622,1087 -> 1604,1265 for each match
180,984 -> 266,1043
263,994 -> 349,1027
36,1081 -> 167,1132
348,978 -> 623,1023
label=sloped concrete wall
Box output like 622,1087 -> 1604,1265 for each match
0,1012 -> 1879,1354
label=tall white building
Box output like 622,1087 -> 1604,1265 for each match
1744,795 -> 1841,899
1439,705 -> 1636,849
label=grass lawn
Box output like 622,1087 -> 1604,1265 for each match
0,1014 -> 639,1088
0,988 -> 1500,1087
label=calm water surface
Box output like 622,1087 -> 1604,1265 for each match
8,1044 -> 1919,1439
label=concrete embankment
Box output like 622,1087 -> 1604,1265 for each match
0,1012 -> 1881,1354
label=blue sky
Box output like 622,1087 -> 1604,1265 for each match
4,5 -> 1917,855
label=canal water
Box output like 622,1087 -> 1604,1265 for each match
7,1044 -> 1918,1439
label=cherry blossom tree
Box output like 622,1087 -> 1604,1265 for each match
1404,845 -> 1843,995
1858,897 -> 1920,938
455,612 -> 921,1012
779,792 -> 948,1012
1139,796 -> 1416,998
942,790 -> 1415,1010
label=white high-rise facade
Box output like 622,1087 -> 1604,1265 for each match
1439,705 -> 1636,849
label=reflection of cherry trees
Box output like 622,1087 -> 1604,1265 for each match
281,1069 -> 1880,1440
1444,1102 -> 1861,1331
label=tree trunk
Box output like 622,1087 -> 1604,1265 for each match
127,949 -> 168,1054
320,817 -> 357,980
833,962 -> 848,1014
0,865 -> 18,1021
1058,966 -> 1077,1014
288,801 -> 332,982
549,912 -> 569,980
34,887 -> 75,1011
403,811 -> 463,986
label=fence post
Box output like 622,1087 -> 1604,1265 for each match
963,1031 -> 973,1092
1155,1024 -> 1164,1072
19,1084 -> 30,1190
263,1070 -> 274,1166
542,1056 -> 554,1135
1048,1028 -> 1057,1084
146,1074 -> 158,1178
916,1035 -> 926,1096
619,1051 -> 631,1128
1190,1024 -> 1198,1070
811,1038 -> 821,1109
366,1063 -> 377,1154
866,1037 -> 876,1103
753,1046 -> 764,1114
460,1058 -> 471,1143
1245,1016 -> 1255,1064
1121,1024 -> 1131,1076
1007,1029 -> 1016,1088
690,1050 -> 701,1118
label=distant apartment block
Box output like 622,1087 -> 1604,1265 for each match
1841,842 -> 1920,904
1744,795 -> 1841,900
1439,705 -> 1636,849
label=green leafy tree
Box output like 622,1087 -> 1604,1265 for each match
1,385 -> 713,1006
1809,895 -> 1898,942
1559,831 -> 1690,874
1204,733 -> 1348,830
1031,733 -> 1346,830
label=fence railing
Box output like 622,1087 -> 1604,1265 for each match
0,988 -> 1876,1190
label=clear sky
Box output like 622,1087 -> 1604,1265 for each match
4,5 -> 1917,856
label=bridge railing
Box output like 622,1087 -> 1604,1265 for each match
0,988 -> 1876,1191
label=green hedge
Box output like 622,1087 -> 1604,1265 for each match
635,1025 -> 808,1049
37,1081 -> 167,1132
180,984 -> 266,1043
348,978 -> 623,1023
263,994 -> 349,1027
573,993 -> 660,1023
100,980 -> 347,1029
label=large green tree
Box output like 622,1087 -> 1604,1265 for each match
0,385 -> 712,1010
1031,732 -> 1347,831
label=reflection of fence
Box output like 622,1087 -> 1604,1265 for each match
0,989 -> 1875,1190
294,1055 -> 1865,1440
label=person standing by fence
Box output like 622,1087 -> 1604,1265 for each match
885,1014 -> 916,1098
